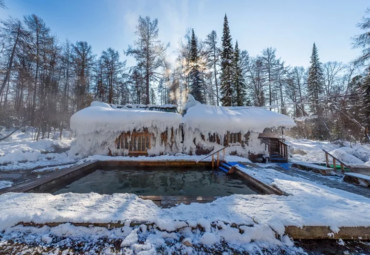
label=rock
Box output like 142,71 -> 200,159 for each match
182,238 -> 193,247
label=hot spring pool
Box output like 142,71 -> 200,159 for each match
53,167 -> 258,196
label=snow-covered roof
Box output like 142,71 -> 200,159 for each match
183,97 -> 296,134
71,99 -> 295,135
70,101 -> 182,135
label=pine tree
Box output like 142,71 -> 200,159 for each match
220,15 -> 233,106
354,8 -> 370,66
188,29 -> 205,103
232,41 -> 246,106
204,30 -> 220,105
307,43 -> 324,115
307,43 -> 329,139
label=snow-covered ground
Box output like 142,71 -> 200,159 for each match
0,128 -> 75,172
0,129 -> 370,253
286,137 -> 370,167
0,163 -> 369,253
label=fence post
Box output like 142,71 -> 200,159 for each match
333,158 -> 336,171
325,152 -> 329,167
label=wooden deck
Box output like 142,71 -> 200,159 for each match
344,172 -> 370,187
292,161 -> 334,175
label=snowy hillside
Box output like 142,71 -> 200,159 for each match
0,128 -> 75,172
286,137 -> 370,167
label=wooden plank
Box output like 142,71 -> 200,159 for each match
291,162 -> 333,176
234,168 -> 284,195
285,226 -> 370,240
216,152 -> 220,167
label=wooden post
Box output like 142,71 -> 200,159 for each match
333,158 -> 336,170
212,155 -> 215,169
340,163 -> 344,173
286,145 -> 288,159
217,152 -> 220,167
278,141 -> 281,156
325,152 -> 329,168
222,148 -> 225,161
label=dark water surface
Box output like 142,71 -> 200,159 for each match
54,167 -> 258,196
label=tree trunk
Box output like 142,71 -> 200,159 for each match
0,24 -> 21,97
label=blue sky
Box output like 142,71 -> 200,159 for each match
0,0 -> 368,67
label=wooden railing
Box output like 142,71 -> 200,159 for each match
197,146 -> 227,169
323,149 -> 349,173
278,140 -> 289,161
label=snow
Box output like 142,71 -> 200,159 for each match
329,148 -> 365,165
183,96 -> 296,134
1,127 -> 370,252
287,137 -> 370,167
0,180 -> 12,189
345,172 -> 370,181
70,100 -> 295,157
0,165 -> 369,243
0,128 -> 74,171
71,101 -> 182,136
292,161 -> 333,171
70,101 -> 183,156
0,167 -> 368,253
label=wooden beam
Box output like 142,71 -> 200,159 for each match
217,152 -> 220,167
13,222 -> 370,240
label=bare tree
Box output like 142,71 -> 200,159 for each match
261,48 -> 280,110
204,30 -> 220,105
0,19 -> 24,99
126,16 -> 166,105
323,61 -> 345,96
24,14 -> 53,125
72,41 -> 94,110
246,57 -> 265,106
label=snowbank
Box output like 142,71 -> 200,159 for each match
183,97 -> 296,134
329,148 -> 365,165
0,128 -> 73,171
286,137 -> 370,166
